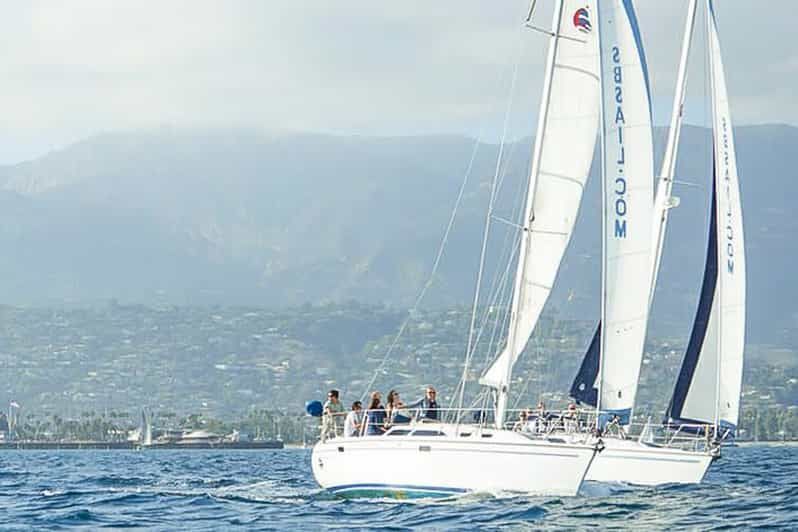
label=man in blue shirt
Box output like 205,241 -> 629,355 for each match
407,386 -> 439,421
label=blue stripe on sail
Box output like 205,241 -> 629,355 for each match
570,323 -> 601,407
666,178 -> 718,425
621,0 -> 652,119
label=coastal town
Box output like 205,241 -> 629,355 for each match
1,301 -> 795,445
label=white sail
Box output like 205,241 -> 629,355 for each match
596,0 -> 654,423
480,0 -> 600,415
708,0 -> 746,433
667,0 -> 746,434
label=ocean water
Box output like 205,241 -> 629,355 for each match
1,444 -> 796,530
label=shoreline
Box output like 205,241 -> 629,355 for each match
0,441 -> 284,450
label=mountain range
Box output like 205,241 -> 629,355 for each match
0,125 -> 794,346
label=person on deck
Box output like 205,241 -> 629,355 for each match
344,401 -> 364,437
321,389 -> 344,440
386,390 -> 412,425
513,409 -> 528,432
564,402 -> 578,434
534,401 -> 548,433
406,386 -> 440,421
365,391 -> 387,435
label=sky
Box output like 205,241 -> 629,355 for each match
0,0 -> 793,164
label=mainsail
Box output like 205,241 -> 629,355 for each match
479,0 -> 600,425
666,0 -> 746,436
571,0 -> 654,425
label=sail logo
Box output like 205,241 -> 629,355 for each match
611,46 -> 628,239
721,117 -> 735,274
573,7 -> 592,33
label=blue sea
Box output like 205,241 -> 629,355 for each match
1,444 -> 796,530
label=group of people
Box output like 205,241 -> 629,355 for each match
512,402 -> 580,434
321,386 -> 440,439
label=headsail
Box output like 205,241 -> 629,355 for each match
479,0 -> 600,425
571,0 -> 654,426
666,0 -> 746,437
595,0 -> 654,424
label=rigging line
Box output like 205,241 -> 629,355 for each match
463,113 -> 530,395
455,24 -> 528,417
361,0 -> 530,403
481,231 -> 522,368
470,232 -> 521,372
454,191 -> 519,412
449,91 -> 526,410
474,163 -> 527,374
452,169 -> 526,408
359,125 -> 484,403
449,230 -> 520,410
457,0 -> 540,397
477,136 -> 526,310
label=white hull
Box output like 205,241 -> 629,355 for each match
312,424 -> 598,498
586,437 -> 713,485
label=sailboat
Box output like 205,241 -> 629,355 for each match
569,0 -> 745,485
311,0 -> 608,498
663,0 -> 746,445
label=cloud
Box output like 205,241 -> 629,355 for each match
0,0 -> 791,163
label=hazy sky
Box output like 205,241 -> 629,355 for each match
0,0 -> 792,163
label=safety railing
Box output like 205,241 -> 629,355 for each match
318,406 -> 594,442
317,406 -> 721,454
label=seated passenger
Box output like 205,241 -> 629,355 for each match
564,402 -> 578,434
512,410 -> 528,432
534,401 -> 548,433
406,386 -> 439,421
365,392 -> 387,435
344,401 -> 364,437
386,390 -> 412,425
536,401 -> 546,419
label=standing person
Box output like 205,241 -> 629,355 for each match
321,389 -> 344,440
344,401 -> 364,437
365,391 -> 386,435
407,386 -> 440,420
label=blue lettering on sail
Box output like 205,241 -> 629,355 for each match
720,117 -> 734,273
612,46 -> 627,239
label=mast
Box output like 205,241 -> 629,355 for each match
595,0 -> 608,428
496,0 -> 566,428
649,0 -> 698,307
707,0 -> 722,436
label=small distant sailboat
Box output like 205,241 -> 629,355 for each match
312,0 -> 608,498
569,0 -> 745,485
131,407 -> 153,449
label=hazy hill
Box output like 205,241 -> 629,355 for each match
0,125 -> 794,345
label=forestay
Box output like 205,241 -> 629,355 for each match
666,0 -> 746,436
480,0 -> 600,422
